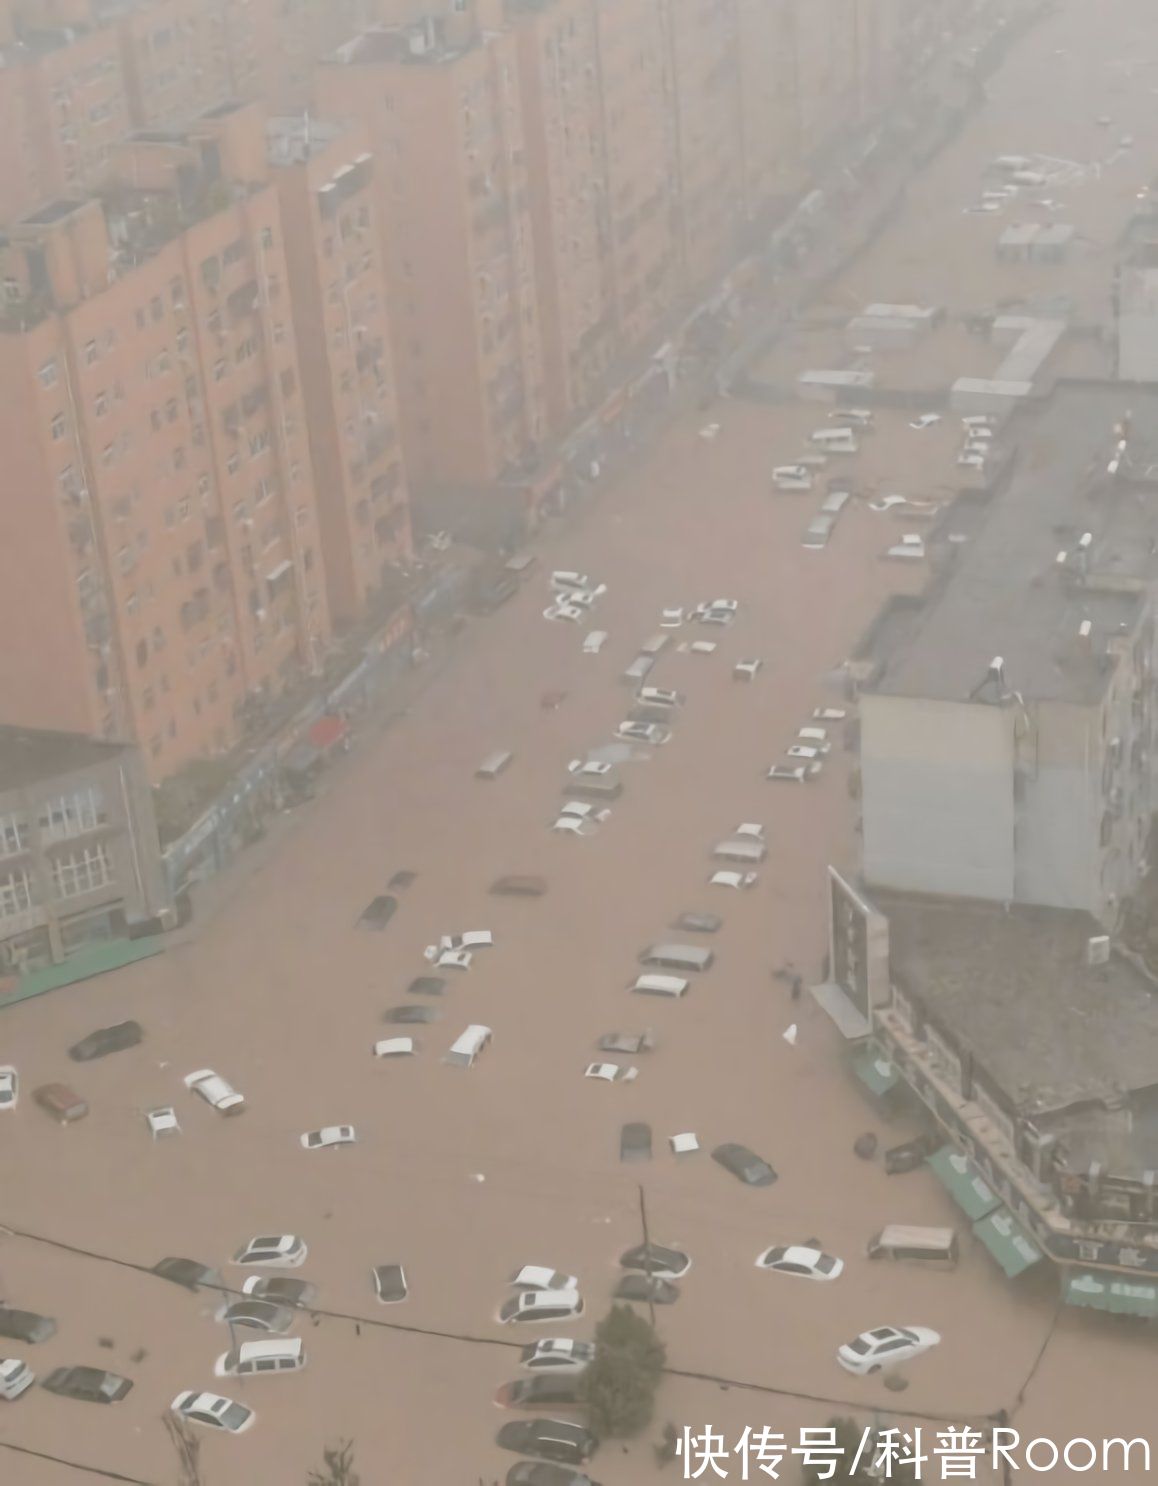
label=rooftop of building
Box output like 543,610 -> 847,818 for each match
877,889 -> 1158,1124
267,115 -> 347,166
0,725 -> 131,794
864,384 -> 1158,706
327,18 -> 475,69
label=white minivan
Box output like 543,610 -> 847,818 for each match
215,1339 -> 305,1378
444,1025 -> 492,1068
810,428 -> 859,454
772,464 -> 813,492
630,973 -> 690,998
713,837 -> 768,865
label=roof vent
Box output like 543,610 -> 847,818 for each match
968,655 -> 1008,703
1086,934 -> 1110,966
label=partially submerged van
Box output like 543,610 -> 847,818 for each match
622,655 -> 655,685
630,973 -> 689,998
638,943 -> 714,973
772,465 -> 813,492
565,775 -> 623,800
476,750 -> 514,779
638,633 -> 670,658
866,1225 -> 958,1267
809,428 -> 859,454
216,1339 -> 306,1378
713,837 -> 768,865
444,1025 -> 493,1068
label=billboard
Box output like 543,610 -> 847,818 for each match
827,866 -> 891,1019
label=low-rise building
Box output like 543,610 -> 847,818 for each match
821,870 -> 1158,1307
0,724 -> 173,973
856,388 -> 1158,927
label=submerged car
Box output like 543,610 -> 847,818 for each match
300,1125 -> 356,1151
519,1339 -> 596,1374
183,1069 -> 245,1115
837,1325 -> 940,1375
619,1243 -> 691,1280
613,1274 -> 679,1304
0,1310 -> 56,1344
42,1367 -> 133,1403
232,1235 -> 308,1269
171,1390 -> 255,1434
755,1245 -> 844,1281
152,1258 -> 220,1293
68,1020 -> 143,1062
712,1143 -> 777,1187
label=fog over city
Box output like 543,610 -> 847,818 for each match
0,0 -> 1156,1482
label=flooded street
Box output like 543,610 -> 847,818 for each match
5,0 -> 1158,1480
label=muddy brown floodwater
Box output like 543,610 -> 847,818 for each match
5,1 -> 1158,1481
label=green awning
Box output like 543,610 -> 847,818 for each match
852,1043 -> 899,1097
972,1206 -> 1043,1278
926,1145 -> 1001,1221
1064,1270 -> 1158,1319
2,937 -> 166,1008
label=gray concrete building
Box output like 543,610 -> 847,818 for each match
855,387 -> 1158,928
0,725 -> 173,974
1117,266 -> 1158,383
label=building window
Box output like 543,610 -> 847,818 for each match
38,360 -> 59,388
0,814 -> 28,859
50,842 -> 114,899
94,391 -> 108,417
38,787 -> 107,843
150,295 -> 164,322
260,227 -> 273,249
222,239 -> 245,267
171,277 -> 185,309
50,412 -> 67,441
0,868 -> 33,919
176,327 -> 189,355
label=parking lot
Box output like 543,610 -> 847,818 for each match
5,0 -> 1158,1478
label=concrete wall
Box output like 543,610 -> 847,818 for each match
1013,699 -> 1102,914
861,694 -> 1016,900
1118,310 -> 1158,383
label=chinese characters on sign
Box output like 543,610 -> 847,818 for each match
675,1425 -> 1151,1479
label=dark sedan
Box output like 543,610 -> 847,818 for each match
382,1005 -> 441,1025
357,894 -> 398,929
613,1274 -> 679,1305
151,1257 -> 221,1293
42,1367 -> 133,1403
0,1309 -> 56,1344
68,1020 -> 143,1062
506,1466 -> 601,1486
712,1142 -> 777,1187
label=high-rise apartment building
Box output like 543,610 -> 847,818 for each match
112,0 -> 233,131
507,0 -> 617,429
0,5 -> 130,212
268,114 -> 411,627
590,0 -> 681,358
0,101 -> 330,780
317,3 -> 547,489
737,0 -> 804,215
664,0 -> 745,291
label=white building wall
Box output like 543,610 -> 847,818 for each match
1012,700 -> 1103,914
860,694 -> 1016,900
